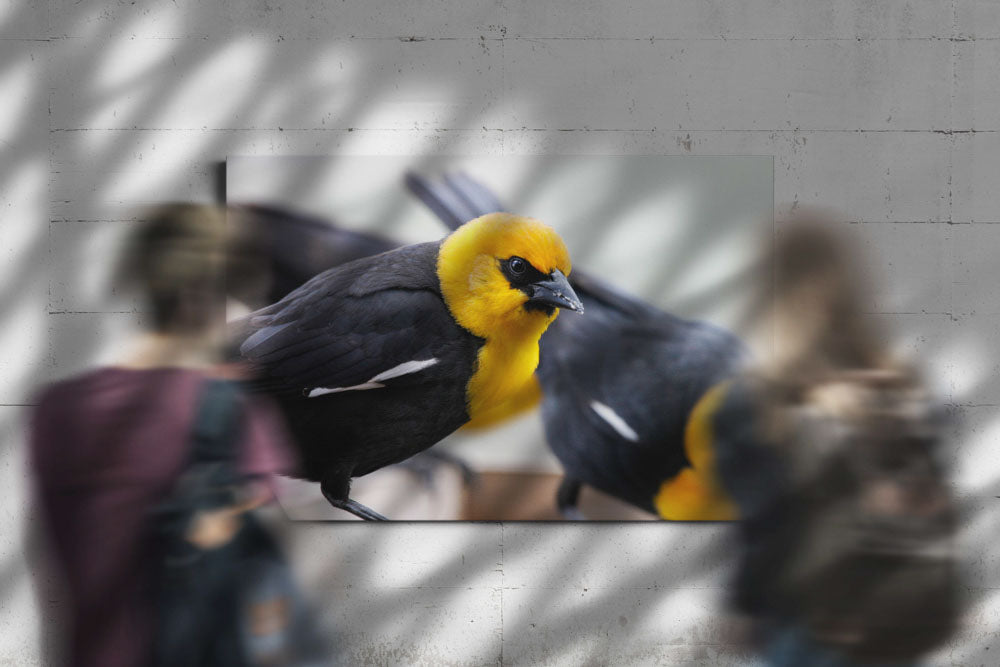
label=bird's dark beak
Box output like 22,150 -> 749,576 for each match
529,269 -> 584,313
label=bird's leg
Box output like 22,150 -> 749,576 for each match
325,497 -> 389,522
556,476 -> 587,521
320,472 -> 388,521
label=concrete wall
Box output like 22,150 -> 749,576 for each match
2,1 -> 997,664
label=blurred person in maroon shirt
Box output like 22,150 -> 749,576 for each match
30,204 -> 296,667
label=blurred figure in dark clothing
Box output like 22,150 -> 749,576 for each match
714,213 -> 959,666
30,204 -> 296,667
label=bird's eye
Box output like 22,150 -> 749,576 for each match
508,257 -> 527,275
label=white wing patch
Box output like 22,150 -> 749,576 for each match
307,382 -> 384,398
589,400 -> 640,442
307,358 -> 439,398
370,358 -> 439,382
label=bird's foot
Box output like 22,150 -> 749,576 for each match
322,493 -> 389,521
556,477 -> 587,521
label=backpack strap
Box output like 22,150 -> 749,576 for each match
188,379 -> 244,466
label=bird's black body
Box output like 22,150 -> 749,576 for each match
535,271 -> 745,515
238,241 -> 483,501
406,171 -> 747,518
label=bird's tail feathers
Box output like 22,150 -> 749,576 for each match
405,170 -> 507,232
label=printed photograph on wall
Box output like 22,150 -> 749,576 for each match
226,155 -> 773,520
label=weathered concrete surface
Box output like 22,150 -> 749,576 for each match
2,1 -> 998,664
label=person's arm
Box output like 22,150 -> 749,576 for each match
237,395 -> 298,496
184,480 -> 269,549
713,381 -> 788,518
712,380 -> 793,619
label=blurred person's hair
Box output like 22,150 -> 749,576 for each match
759,211 -> 911,392
748,210 -> 930,445
118,203 -> 256,334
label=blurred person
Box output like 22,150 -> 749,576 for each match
713,214 -> 960,666
30,204 -> 307,666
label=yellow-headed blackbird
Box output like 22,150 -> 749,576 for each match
405,171 -> 745,521
235,212 -> 582,520
229,204 -> 484,487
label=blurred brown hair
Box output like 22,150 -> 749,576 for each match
760,210 -> 908,394
118,204 -> 233,334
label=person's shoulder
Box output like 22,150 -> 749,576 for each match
35,366 -> 203,409
30,369 -> 125,456
33,368 -> 110,409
